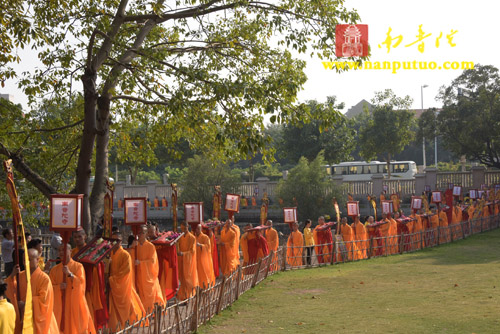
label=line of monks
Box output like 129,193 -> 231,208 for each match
3,195 -> 497,333
2,218 -> 280,333
285,198 -> 499,267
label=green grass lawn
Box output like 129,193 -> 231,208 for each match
199,229 -> 500,334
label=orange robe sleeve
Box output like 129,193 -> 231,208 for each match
132,240 -> 165,312
49,260 -> 96,334
177,232 -> 198,300
196,233 -> 215,289
108,247 -> 145,331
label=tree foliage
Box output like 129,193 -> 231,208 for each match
0,0 -> 362,232
435,64 -> 500,169
281,97 -> 356,164
359,90 -> 415,177
179,155 -> 241,217
277,151 -> 343,221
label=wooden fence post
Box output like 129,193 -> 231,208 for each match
461,222 -> 467,239
367,237 -> 372,259
192,286 -> 200,332
175,303 -> 182,334
281,246 -> 287,271
251,258 -> 263,288
450,226 -> 454,242
330,240 -> 336,265
235,266 -> 242,300
436,227 -> 440,246
264,253 -> 272,279
384,237 -> 388,256
216,276 -> 226,315
399,233 -> 404,254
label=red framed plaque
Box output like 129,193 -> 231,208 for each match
50,194 -> 83,231
124,197 -> 147,225
411,196 -> 422,210
184,202 -> 204,223
347,201 -> 359,216
478,190 -> 485,199
283,207 -> 297,224
448,183 -> 454,190
431,191 -> 442,203
224,193 -> 240,212
469,189 -> 478,199
381,200 -> 393,214
452,186 -> 462,197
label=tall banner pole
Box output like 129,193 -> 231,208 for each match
171,183 -> 178,232
4,160 -> 34,334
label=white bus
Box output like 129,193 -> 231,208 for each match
326,161 -> 417,181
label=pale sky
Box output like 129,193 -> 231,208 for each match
299,0 -> 500,112
2,0 -> 499,114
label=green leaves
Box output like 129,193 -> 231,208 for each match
436,64 -> 500,168
359,90 -> 415,168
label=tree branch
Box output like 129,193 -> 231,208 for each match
7,119 -> 84,135
0,143 -> 57,198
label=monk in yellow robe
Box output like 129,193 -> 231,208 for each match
108,232 -> 146,331
352,216 -> 368,259
131,225 -> 165,312
482,202 -> 491,230
49,244 -> 96,334
286,222 -> 303,267
231,219 -> 241,261
265,220 -> 279,270
7,249 -> 59,334
194,225 -> 215,289
218,219 -> 240,276
177,222 -> 198,300
340,217 -> 361,261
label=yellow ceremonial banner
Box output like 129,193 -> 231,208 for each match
4,160 -> 34,334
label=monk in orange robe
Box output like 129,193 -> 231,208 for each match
218,219 -> 240,276
378,213 -> 392,255
194,225 -> 215,289
340,217 -> 361,261
265,220 -> 279,270
131,225 -> 165,312
177,222 -> 198,300
352,216 -> 368,259
240,224 -> 251,267
49,244 -> 96,334
71,230 -> 87,257
451,202 -> 463,239
410,211 -> 423,250
71,230 -> 106,328
108,232 -> 146,331
429,208 -> 440,246
438,209 -> 450,244
313,216 -> 331,263
7,249 -> 59,334
388,215 -> 399,254
286,222 -> 303,267
482,201 -> 490,230
247,229 -> 269,265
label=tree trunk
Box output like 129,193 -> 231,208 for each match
89,94 -> 111,233
76,69 -> 98,233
